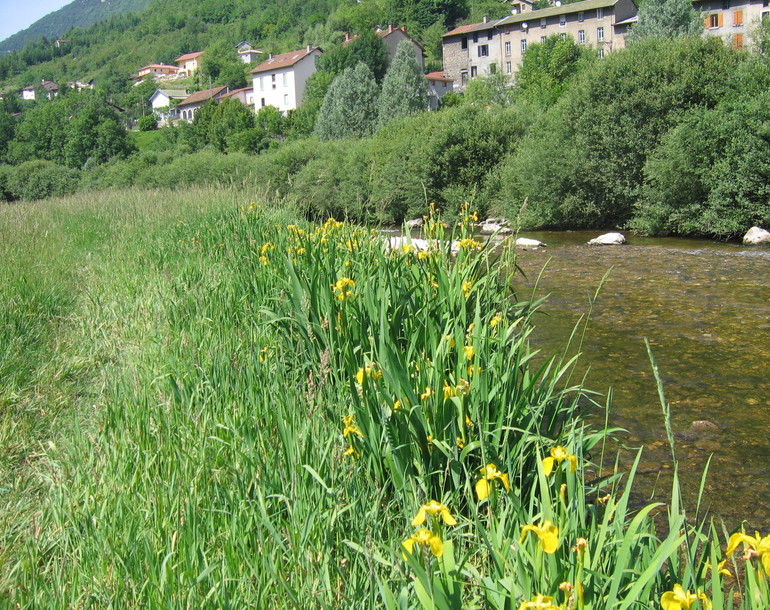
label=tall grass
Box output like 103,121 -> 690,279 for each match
0,188 -> 766,608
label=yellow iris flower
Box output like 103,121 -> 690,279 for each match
332,277 -> 356,300
661,584 -> 711,610
475,463 -> 510,501
520,520 -> 559,554
517,594 -> 560,610
402,528 -> 444,558
412,500 -> 458,527
355,362 -> 382,385
463,345 -> 475,361
726,530 -> 770,577
542,446 -> 578,476
342,415 -> 363,438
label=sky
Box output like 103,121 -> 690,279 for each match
0,0 -> 72,44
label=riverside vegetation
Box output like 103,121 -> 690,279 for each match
1,186 -> 768,608
2,33 -> 770,239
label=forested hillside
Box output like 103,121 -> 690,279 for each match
0,0 -> 156,54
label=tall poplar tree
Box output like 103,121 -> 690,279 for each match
314,62 -> 379,141
627,0 -> 701,42
377,40 -> 427,129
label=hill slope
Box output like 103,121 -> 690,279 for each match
0,0 -> 156,53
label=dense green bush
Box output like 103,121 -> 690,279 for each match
137,115 -> 158,131
4,160 -> 81,201
504,36 -> 740,230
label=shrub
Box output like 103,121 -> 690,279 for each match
137,115 -> 158,131
5,160 -> 80,201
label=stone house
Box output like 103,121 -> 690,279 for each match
250,46 -> 322,113
342,25 -> 425,70
442,17 -> 504,91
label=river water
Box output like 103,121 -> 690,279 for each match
509,231 -> 770,529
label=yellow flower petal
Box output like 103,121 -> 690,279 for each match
475,478 -> 490,501
543,456 -> 555,476
412,507 -> 427,527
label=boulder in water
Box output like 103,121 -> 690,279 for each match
588,232 -> 626,246
515,237 -> 547,248
480,218 -> 512,235
743,226 -> 770,245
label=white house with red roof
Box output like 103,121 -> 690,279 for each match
425,72 -> 455,109
137,64 -> 180,79
249,46 -> 322,113
175,51 -> 204,76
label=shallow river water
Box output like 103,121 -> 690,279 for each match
509,231 -> 770,529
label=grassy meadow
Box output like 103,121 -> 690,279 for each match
0,187 -> 768,608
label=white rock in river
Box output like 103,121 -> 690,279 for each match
405,217 -> 424,230
588,232 -> 626,246
743,226 -> 770,245
386,235 -> 430,251
480,218 -> 512,234
515,237 -> 547,248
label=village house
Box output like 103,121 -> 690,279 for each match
343,25 -> 425,70
250,46 -> 322,113
175,51 -> 204,76
136,64 -> 181,81
236,41 -> 263,64
693,0 -> 767,50
150,88 -> 188,125
20,80 -> 59,101
442,17 -> 504,90
223,86 -> 256,106
176,86 -> 229,122
425,71 -> 455,109
497,0 -> 637,72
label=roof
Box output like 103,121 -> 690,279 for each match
175,51 -> 204,63
249,47 -> 319,74
614,14 -> 638,25
498,0 -> 624,26
425,71 -> 454,82
151,89 -> 188,100
139,64 -> 179,71
178,86 -> 228,107
443,19 -> 500,38
224,87 -> 254,97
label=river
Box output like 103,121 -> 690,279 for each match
510,231 -> 770,529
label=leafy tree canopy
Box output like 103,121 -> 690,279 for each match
378,40 -> 428,127
627,0 -> 702,43
314,62 -> 379,140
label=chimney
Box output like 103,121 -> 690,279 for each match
307,44 -> 312,52
483,15 -> 489,23
268,53 -> 273,59
388,24 -> 394,33
345,33 -> 350,41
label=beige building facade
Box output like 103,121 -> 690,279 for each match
497,0 -> 637,74
694,0 -> 768,50
442,17 -> 504,90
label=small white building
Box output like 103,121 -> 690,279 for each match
425,72 -> 455,110
137,64 -> 180,79
150,88 -> 188,125
223,87 -> 255,107
250,46 -> 322,114
236,41 -> 263,64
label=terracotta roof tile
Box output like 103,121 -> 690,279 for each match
249,47 -> 319,74
178,86 -> 228,107
175,51 -> 204,63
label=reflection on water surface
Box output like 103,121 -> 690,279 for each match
511,231 -> 770,528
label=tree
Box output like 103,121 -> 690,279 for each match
314,63 -> 380,141
377,41 -> 428,128
287,71 -> 334,136
464,72 -> 514,106
626,0 -> 701,43
515,35 -> 594,106
0,112 -> 15,163
317,29 -> 389,82
201,40 -> 247,88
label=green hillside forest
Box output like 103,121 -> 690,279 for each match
0,0 -> 156,53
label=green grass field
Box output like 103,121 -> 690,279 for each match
0,187 -> 766,608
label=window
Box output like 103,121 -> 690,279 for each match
560,14 -> 566,26
461,36 -> 468,49
597,26 -> 604,41
597,7 -> 604,18
271,73 -> 276,89
763,10 -> 770,21
261,97 -> 266,107
461,70 -> 468,85
259,76 -> 264,90
521,39 -> 527,53
471,65 -> 477,77
578,11 -> 584,22
734,32 -> 744,49
708,13 -> 720,28
284,94 -> 289,105
597,48 -> 604,59
505,41 -> 511,55
578,30 -> 586,43
505,61 -> 512,74
473,32 -> 478,43
488,31 -> 493,40
282,73 -> 288,87
733,9 -> 743,25
560,33 -> 567,40
541,35 -> 547,43
478,44 -> 489,57
540,17 -> 547,28
490,62 -> 497,74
